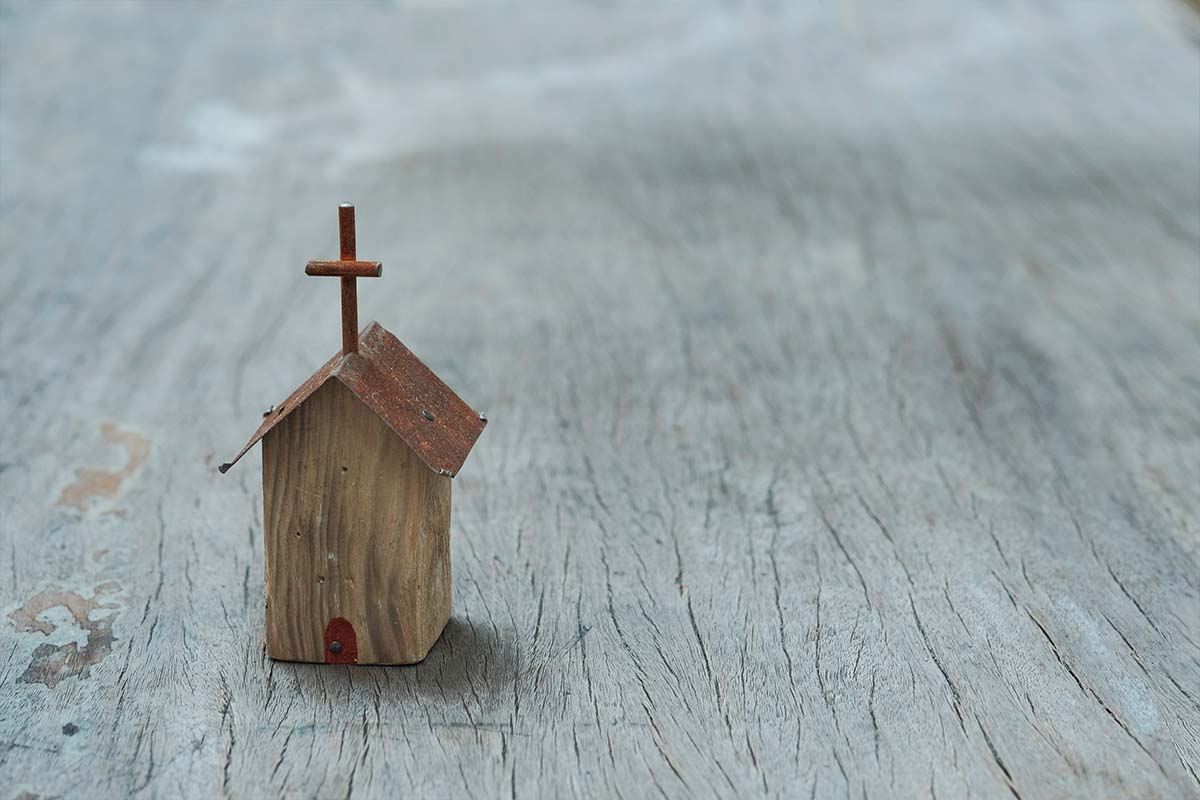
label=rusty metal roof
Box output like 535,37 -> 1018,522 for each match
220,322 -> 486,477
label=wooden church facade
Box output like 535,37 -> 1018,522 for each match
222,206 -> 486,665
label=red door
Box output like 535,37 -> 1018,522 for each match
323,617 -> 358,664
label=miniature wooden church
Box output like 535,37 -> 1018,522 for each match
220,204 -> 486,665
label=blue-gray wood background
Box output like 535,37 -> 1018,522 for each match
1,2 -> 1198,798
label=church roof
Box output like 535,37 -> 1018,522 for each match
220,321 -> 486,477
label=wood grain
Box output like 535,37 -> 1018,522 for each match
263,380 -> 451,665
0,2 -> 1197,798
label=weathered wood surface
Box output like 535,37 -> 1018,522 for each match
1,2 -> 1198,798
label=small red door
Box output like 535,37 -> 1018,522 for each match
323,617 -> 358,664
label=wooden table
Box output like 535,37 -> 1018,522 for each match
2,2 -> 1198,797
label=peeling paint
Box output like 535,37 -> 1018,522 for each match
58,423 -> 150,511
9,583 -> 121,688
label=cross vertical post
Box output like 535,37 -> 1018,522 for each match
339,203 -> 359,355
304,205 -> 383,356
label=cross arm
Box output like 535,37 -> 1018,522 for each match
306,260 -> 383,278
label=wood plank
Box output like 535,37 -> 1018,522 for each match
0,1 -> 1197,798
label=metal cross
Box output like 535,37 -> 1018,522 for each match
305,203 -> 382,355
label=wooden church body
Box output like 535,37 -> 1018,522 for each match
221,206 -> 485,665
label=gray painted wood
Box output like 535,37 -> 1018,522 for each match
1,2 -> 1198,798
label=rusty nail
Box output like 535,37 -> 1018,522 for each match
422,409 -> 435,421
329,641 -> 343,654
